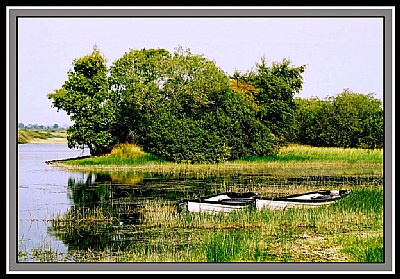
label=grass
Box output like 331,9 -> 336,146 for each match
240,144 -> 383,164
51,143 -> 383,177
59,143 -> 384,165
51,142 -> 163,166
19,143 -> 384,263
19,185 -> 383,263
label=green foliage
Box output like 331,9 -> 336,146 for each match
232,57 -> 306,144
108,47 -> 172,144
18,123 -> 66,130
49,46 -> 305,162
45,44 -> 383,160
332,89 -> 383,149
109,47 -> 280,163
138,88 -> 278,163
293,89 -> 383,149
48,46 -> 117,156
293,96 -> 337,147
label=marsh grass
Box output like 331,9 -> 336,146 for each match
30,186 -> 383,263
241,144 -> 383,164
25,144 -> 384,263
53,144 -> 383,178
51,206 -> 115,237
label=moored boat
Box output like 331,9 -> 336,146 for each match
179,189 -> 351,213
179,191 -> 258,213
255,189 -> 351,210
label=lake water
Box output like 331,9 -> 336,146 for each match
18,144 -> 91,257
17,143 -> 382,262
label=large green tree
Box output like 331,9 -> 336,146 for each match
48,46 -> 117,156
48,46 -> 303,162
109,47 -> 278,162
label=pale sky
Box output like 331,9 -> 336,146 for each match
14,10 -> 385,127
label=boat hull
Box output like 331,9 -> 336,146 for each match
187,200 -> 252,213
179,190 -> 351,213
255,199 -> 337,210
256,189 -> 351,210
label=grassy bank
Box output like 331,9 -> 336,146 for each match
51,143 -> 383,177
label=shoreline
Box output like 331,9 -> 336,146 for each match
20,138 -> 67,144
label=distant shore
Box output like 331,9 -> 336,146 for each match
18,129 -> 68,144
27,137 -> 68,144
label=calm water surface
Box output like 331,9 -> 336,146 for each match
18,144 -> 90,255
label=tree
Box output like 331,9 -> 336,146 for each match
293,96 -> 337,147
47,46 -> 117,156
49,46 -> 298,162
232,57 -> 306,145
332,89 -> 383,149
108,47 -> 172,144
292,89 -> 383,149
109,46 -> 278,162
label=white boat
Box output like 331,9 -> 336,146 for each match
255,189 -> 351,210
180,192 -> 258,213
179,190 -> 351,213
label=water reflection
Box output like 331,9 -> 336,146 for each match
49,171 -> 263,252
49,172 -> 143,251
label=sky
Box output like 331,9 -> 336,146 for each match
14,10 -> 385,127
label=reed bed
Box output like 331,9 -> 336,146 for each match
22,144 -> 384,263
53,159 -> 383,177
21,185 -> 383,263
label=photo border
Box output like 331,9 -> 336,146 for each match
7,6 -> 393,273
